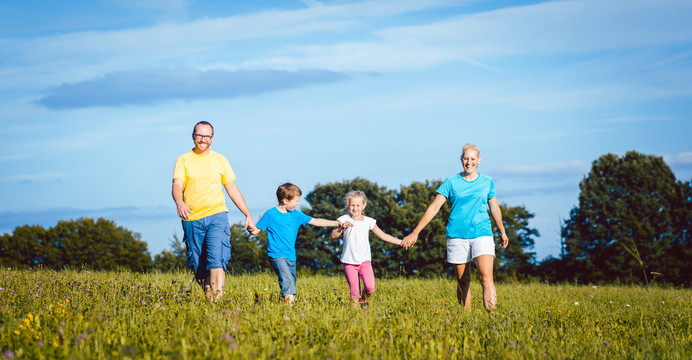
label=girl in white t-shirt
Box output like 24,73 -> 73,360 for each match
330,190 -> 403,307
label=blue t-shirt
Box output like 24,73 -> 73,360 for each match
436,173 -> 496,239
256,207 -> 312,261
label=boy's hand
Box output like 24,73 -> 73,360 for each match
246,224 -> 259,234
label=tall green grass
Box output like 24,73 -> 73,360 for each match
1,268 -> 689,359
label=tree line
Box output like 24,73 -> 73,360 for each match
1,151 -> 689,285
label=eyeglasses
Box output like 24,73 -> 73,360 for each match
193,133 -> 213,140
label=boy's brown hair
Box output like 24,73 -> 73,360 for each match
276,183 -> 302,203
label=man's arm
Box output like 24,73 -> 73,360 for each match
224,181 -> 255,229
172,178 -> 191,220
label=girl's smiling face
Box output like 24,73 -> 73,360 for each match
348,196 -> 366,219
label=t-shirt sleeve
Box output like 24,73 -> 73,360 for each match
220,155 -> 237,185
173,156 -> 186,180
488,177 -> 496,199
256,211 -> 269,231
296,210 -> 313,226
436,177 -> 452,198
337,215 -> 349,223
367,217 -> 376,230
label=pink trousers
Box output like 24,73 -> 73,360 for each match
343,261 -> 375,299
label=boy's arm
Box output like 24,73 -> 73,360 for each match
309,218 -> 347,228
372,225 -> 403,246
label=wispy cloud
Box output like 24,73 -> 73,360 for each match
663,151 -> 692,166
0,173 -> 67,182
491,160 -> 590,177
105,0 -> 192,13
603,116 -> 673,123
37,68 -> 350,109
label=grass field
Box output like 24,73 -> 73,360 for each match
1,268 -> 690,359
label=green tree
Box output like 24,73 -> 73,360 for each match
153,235 -> 187,272
228,223 -> 271,273
493,204 -> 538,280
0,225 -> 50,267
385,180 -> 450,276
561,151 -> 691,284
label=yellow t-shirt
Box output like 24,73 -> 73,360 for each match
173,150 -> 236,221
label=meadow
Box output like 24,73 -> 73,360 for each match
0,268 -> 689,359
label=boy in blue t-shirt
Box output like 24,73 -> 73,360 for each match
248,183 -> 350,304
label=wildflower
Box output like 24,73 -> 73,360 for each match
531,333 -> 538,340
574,302 -> 579,305
221,333 -> 235,343
3,350 -> 15,359
625,304 -> 631,307
122,346 -> 136,356
508,340 -> 516,348
592,285 -> 597,289
222,309 -> 229,316
603,341 -> 610,347
546,310 -> 552,314
640,337 -> 646,342
81,333 -> 88,340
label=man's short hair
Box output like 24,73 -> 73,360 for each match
276,183 -> 302,202
193,121 -> 214,135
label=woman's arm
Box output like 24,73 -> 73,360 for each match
402,194 -> 447,248
488,196 -> 509,248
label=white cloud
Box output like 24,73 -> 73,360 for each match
104,0 -> 192,13
492,160 -> 590,176
663,152 -> 692,165
0,173 -> 67,182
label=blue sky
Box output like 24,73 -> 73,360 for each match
1,0 -> 691,262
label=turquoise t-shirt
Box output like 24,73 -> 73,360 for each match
436,173 -> 496,239
256,207 -> 312,261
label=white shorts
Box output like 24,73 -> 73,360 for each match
447,237 -> 495,264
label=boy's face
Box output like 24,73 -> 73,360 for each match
283,196 -> 300,211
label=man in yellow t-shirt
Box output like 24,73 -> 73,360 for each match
172,121 -> 255,301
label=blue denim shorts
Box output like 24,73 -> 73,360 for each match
269,257 -> 297,296
181,212 -> 231,280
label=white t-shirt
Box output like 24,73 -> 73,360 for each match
338,215 -> 376,265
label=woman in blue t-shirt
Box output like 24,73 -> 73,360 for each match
403,144 -> 509,310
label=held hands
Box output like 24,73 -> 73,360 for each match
337,221 -> 353,231
401,233 -> 418,249
245,216 -> 259,234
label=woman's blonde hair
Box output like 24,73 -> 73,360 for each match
461,143 -> 480,158
343,190 -> 367,215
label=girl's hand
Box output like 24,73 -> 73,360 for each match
340,221 -> 353,230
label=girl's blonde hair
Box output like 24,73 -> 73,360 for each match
343,190 -> 367,215
462,143 -> 480,157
